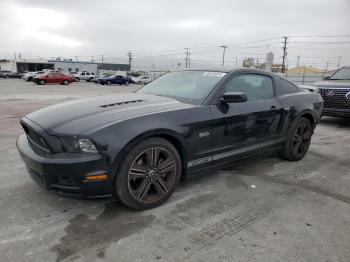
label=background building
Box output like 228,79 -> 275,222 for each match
285,65 -> 324,85
0,59 -> 130,74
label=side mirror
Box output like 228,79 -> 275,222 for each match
323,76 -> 330,80
220,92 -> 248,104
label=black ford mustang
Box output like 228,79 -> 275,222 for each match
17,68 -> 323,210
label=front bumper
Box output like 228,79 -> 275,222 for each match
322,108 -> 350,118
16,134 -> 114,198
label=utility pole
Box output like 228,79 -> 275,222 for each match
337,56 -> 341,69
281,36 -> 288,73
297,56 -> 300,67
127,51 -> 132,71
91,56 -> 94,63
184,48 -> 190,68
220,45 -> 228,66
326,61 -> 329,72
235,55 -> 238,68
101,55 -> 104,64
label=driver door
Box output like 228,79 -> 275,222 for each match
210,73 -> 285,162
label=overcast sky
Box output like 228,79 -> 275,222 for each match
0,0 -> 349,69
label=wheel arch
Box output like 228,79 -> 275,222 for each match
297,109 -> 316,128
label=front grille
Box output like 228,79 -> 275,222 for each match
319,88 -> 350,109
21,122 -> 50,153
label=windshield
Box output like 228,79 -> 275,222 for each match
137,71 -> 226,104
330,67 -> 350,80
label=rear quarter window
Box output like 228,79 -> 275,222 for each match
280,78 -> 301,94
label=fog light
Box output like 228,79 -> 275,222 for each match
85,174 -> 108,181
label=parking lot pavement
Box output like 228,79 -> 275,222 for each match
0,79 -> 349,262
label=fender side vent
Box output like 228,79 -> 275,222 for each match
100,99 -> 143,108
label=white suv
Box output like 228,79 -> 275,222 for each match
73,71 -> 96,82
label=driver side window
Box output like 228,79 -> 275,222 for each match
224,74 -> 273,101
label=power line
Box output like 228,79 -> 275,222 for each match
287,35 -> 350,38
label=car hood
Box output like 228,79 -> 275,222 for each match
24,93 -> 193,135
313,80 -> 350,88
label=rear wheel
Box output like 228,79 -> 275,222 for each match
116,137 -> 181,210
75,77 -> 80,82
63,80 -> 69,85
125,81 -> 129,86
39,79 -> 45,85
107,80 -> 112,85
279,117 -> 312,161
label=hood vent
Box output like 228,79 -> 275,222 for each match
100,99 -> 143,108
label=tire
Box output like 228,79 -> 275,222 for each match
39,79 -> 45,85
5,75 -> 9,79
138,81 -> 141,84
116,137 -> 182,210
279,117 -> 313,161
63,80 -> 69,85
28,76 -> 33,81
75,77 -> 80,82
107,81 -> 112,85
125,81 -> 129,86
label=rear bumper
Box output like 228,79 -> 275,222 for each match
322,108 -> 350,118
16,134 -> 114,198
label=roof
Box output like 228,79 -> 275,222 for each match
287,66 -> 323,74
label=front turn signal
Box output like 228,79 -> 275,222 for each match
85,174 -> 108,181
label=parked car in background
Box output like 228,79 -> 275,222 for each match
34,72 -> 75,85
312,66 -> 350,118
73,71 -> 96,82
0,70 -> 13,78
92,73 -> 114,83
22,71 -> 42,81
99,75 -> 133,85
0,70 -> 23,78
17,68 -> 323,210
137,76 -> 152,84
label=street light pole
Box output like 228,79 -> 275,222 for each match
220,45 -> 228,66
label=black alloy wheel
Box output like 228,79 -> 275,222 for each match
279,117 -> 312,161
116,138 -> 181,210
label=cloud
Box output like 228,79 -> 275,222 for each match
0,0 -> 349,68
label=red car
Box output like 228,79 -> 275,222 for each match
35,72 -> 75,85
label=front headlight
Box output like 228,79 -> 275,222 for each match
78,139 -> 97,153
59,137 -> 97,153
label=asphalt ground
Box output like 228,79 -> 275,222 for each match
0,78 -> 349,262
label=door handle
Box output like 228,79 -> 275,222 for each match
270,105 -> 279,110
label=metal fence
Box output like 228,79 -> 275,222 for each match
285,74 -> 324,85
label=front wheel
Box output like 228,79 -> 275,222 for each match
116,137 -> 182,210
63,80 -> 69,85
107,81 -> 112,85
39,79 -> 45,85
279,117 -> 313,161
